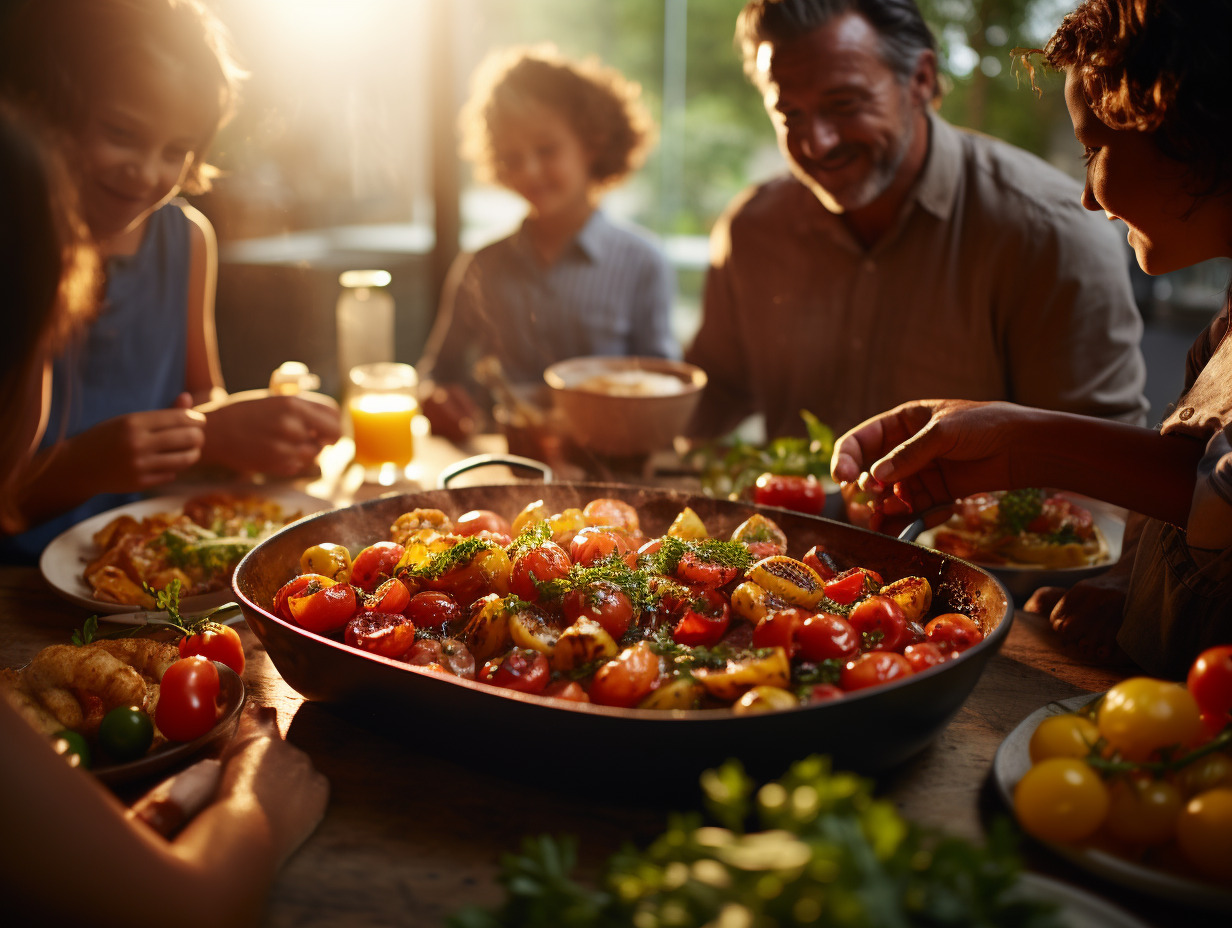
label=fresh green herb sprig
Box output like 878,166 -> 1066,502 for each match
650,536 -> 752,577
406,537 -> 499,580
691,410 -> 835,501
448,755 -> 1063,928
71,578 -> 239,645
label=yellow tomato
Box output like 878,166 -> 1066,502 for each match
1176,788 -> 1232,882
1104,776 -> 1183,846
1028,713 -> 1101,764
1097,677 -> 1202,761
1014,758 -> 1109,844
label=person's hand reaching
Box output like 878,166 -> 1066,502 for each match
201,393 -> 342,478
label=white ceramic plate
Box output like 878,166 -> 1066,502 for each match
40,485 -> 330,621
994,694 -> 1232,913
93,663 -> 245,786
907,493 -> 1128,601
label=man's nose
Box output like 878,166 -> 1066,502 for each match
797,116 -> 840,161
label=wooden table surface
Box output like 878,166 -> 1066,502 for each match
2,436 -> 1227,927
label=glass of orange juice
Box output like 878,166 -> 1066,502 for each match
347,362 -> 419,483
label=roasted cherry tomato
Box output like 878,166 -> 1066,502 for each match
287,576 -> 358,634
299,543 -> 352,582
179,621 -> 245,675
924,613 -> 984,653
808,683 -> 845,702
902,641 -> 946,674
344,610 -> 417,658
156,656 -> 221,742
425,545 -> 512,608
589,641 -> 660,708
454,509 -> 513,544
561,580 -> 636,640
582,497 -> 640,535
485,647 -> 550,695
405,591 -> 463,629
673,589 -> 731,647
349,541 -> 406,592
753,473 -> 826,515
675,551 -> 741,589
796,612 -> 859,662
364,577 -> 411,614
1188,645 -> 1232,721
509,542 -> 572,602
543,680 -> 590,703
97,705 -> 154,762
801,544 -> 838,580
847,595 -> 910,652
823,567 -> 881,605
273,574 -> 315,621
840,651 -> 913,691
570,526 -> 632,567
752,607 -> 811,656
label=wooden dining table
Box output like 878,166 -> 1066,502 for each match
1,433 -> 1226,927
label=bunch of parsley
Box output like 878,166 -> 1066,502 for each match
448,756 -> 1063,928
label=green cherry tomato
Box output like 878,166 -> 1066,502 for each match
52,729 -> 91,770
98,705 -> 155,762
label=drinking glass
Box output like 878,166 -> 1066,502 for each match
347,362 -> 418,483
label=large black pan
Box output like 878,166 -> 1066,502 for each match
233,481 -> 1011,788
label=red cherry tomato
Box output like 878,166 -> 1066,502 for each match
561,580 -> 636,639
486,648 -> 550,695
364,577 -> 411,614
674,551 -> 741,589
903,641 -> 947,673
570,526 -> 632,567
156,656 -> 221,742
179,622 -> 245,675
509,542 -> 572,602
344,610 -> 417,658
1188,645 -> 1232,721
847,595 -> 910,652
273,574 -> 315,621
823,568 -> 881,605
455,509 -> 512,544
543,680 -> 590,703
405,591 -> 463,628
752,473 -> 826,515
808,683 -> 845,702
349,541 -> 406,592
673,589 -> 731,647
582,497 -> 640,535
796,612 -> 859,662
287,576 -> 358,633
752,607 -> 811,656
840,651 -> 914,691
801,545 -> 838,581
924,613 -> 984,653
589,641 -> 660,708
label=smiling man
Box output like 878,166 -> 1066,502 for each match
685,0 -> 1149,440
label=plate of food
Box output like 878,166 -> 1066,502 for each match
993,689 -> 1232,912
40,485 -> 330,620
1,638 -> 246,787
900,490 -> 1127,600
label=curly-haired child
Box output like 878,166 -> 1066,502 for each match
418,45 -> 679,441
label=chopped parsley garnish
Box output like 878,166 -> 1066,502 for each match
408,537 -> 498,580
650,535 -> 752,576
506,521 -> 552,561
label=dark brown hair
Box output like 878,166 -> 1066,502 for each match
460,44 -> 655,190
0,0 -> 245,194
1044,0 -> 1232,196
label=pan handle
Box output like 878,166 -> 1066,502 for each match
436,453 -> 554,489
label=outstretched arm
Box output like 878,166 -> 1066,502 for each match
830,399 -> 1203,526
3,703 -> 327,928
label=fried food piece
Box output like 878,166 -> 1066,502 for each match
25,644 -> 147,713
87,564 -> 157,608
35,685 -> 85,730
0,668 -> 63,736
390,508 -> 453,546
92,638 -> 179,681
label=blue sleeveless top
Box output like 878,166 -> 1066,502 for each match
1,202 -> 191,563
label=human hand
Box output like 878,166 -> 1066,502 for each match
71,393 -> 206,493
830,399 -> 1025,514
1028,569 -> 1133,666
202,393 -> 342,477
218,705 -> 328,867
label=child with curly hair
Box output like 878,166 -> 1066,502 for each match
418,45 -> 679,440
